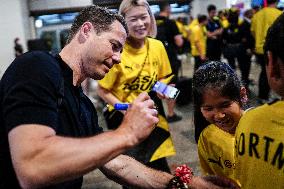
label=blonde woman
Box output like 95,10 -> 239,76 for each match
97,0 -> 175,180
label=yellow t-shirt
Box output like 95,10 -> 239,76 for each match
189,24 -> 207,56
189,19 -> 199,30
198,124 -> 236,182
175,20 -> 188,39
251,7 -> 282,54
99,37 -> 172,103
235,101 -> 284,189
221,18 -> 229,29
99,37 -> 175,161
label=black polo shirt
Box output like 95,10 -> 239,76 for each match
0,51 -> 103,188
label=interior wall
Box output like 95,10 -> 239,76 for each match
191,0 -> 227,18
0,0 -> 30,77
29,0 -> 92,11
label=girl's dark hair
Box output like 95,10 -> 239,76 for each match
67,5 -> 128,44
192,61 -> 242,143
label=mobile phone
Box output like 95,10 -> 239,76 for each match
152,81 -> 180,99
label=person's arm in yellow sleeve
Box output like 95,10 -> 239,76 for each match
195,39 -> 206,61
196,42 -> 206,61
97,85 -> 127,115
193,26 -> 206,61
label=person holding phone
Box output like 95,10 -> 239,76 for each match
97,0 -> 176,185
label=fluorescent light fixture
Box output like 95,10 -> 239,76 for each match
35,19 -> 43,28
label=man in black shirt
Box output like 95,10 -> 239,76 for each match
206,4 -> 223,61
0,6 -> 169,189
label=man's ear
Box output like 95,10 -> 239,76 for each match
80,22 -> 93,38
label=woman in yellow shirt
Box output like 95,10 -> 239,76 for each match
97,0 -> 176,185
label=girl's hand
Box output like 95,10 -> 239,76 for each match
156,91 -> 166,100
156,83 -> 176,100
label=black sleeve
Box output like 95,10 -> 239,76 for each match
168,19 -> 181,37
1,52 -> 61,132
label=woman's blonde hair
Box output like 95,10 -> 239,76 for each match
119,0 -> 157,38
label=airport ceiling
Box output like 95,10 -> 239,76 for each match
30,0 -> 193,16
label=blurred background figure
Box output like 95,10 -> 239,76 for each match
239,9 -> 255,91
222,9 -> 244,72
250,0 -> 282,104
155,1 -> 183,123
218,10 -> 229,28
14,37 -> 23,57
206,4 -> 223,61
189,14 -> 208,71
175,17 -> 191,56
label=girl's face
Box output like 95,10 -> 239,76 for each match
124,6 -> 151,40
200,89 -> 243,134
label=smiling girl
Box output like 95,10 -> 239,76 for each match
192,61 -> 247,182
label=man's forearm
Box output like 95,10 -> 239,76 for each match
101,155 -> 173,189
9,125 -> 135,188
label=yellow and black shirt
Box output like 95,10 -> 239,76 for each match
235,100 -> 284,189
251,7 -> 282,54
99,37 -> 176,162
198,124 -> 236,182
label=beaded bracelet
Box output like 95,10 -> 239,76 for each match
167,164 -> 194,189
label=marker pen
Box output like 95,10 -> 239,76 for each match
114,103 -> 130,110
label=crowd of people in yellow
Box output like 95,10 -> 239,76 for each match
174,1 -> 282,103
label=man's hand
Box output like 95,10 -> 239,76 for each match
117,92 -> 159,147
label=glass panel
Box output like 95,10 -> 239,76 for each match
59,29 -> 70,49
40,31 -> 59,54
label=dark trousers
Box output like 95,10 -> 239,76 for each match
206,42 -> 222,61
170,60 -> 181,84
122,158 -> 171,189
226,46 -> 251,88
206,50 -> 221,61
194,56 -> 205,71
255,53 -> 270,100
238,53 -> 252,89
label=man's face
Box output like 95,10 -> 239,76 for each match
82,20 -> 127,80
208,9 -> 216,19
